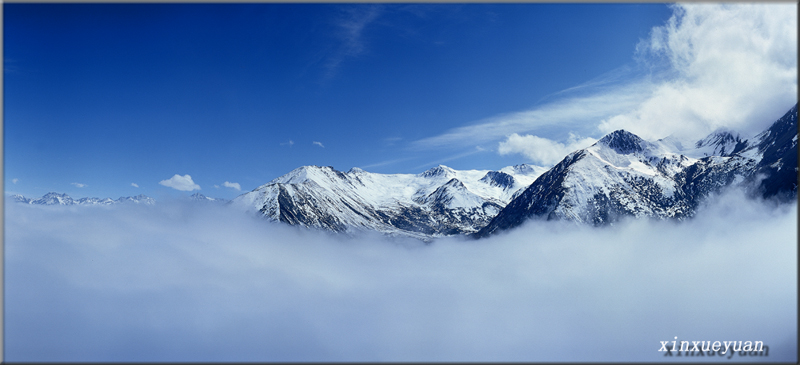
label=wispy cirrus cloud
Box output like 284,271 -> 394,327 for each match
411,146 -> 489,171
412,79 -> 653,151
313,141 -> 325,148
324,5 -> 384,80
159,174 -> 200,192
71,182 -> 87,188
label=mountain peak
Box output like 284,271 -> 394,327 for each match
420,165 -> 456,178
597,130 -> 648,155
271,165 -> 332,184
694,128 -> 745,157
480,171 -> 515,189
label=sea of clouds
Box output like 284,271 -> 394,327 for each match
4,188 -> 797,362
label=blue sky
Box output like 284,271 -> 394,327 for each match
4,3 -> 797,200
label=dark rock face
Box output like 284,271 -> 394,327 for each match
747,104 -> 798,200
480,171 -> 516,189
598,130 -> 649,155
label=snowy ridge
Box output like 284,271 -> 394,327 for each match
231,164 -> 546,238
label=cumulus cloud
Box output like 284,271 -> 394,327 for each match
71,182 -> 86,188
222,181 -> 241,191
131,183 -> 139,188
313,141 -> 325,148
158,174 -> 200,192
415,3 -> 796,157
12,178 -> 18,184
4,189 -> 796,362
599,3 -> 798,140
498,133 -> 597,166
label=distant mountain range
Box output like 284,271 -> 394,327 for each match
11,192 -> 156,206
10,104 -> 797,240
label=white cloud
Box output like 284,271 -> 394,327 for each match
131,183 -> 139,188
158,174 -> 200,192
313,141 -> 325,148
281,140 -> 294,147
4,189 -> 795,361
12,178 -> 18,184
214,185 -> 220,189
600,3 -> 797,141
498,133 -> 597,166
71,183 -> 86,188
223,181 -> 241,191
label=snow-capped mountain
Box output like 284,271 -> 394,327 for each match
11,192 -> 156,206
476,103 -> 798,237
231,163 -> 546,238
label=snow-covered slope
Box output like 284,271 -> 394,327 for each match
477,103 -> 798,237
231,164 -> 546,238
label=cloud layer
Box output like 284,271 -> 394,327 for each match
5,189 -> 796,362
159,174 -> 200,192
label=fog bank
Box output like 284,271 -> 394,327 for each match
4,190 -> 796,362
